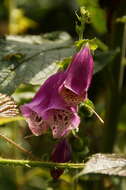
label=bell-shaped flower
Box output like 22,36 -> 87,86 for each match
20,45 -> 94,139
50,138 -> 72,179
20,71 -> 80,138
59,45 -> 94,106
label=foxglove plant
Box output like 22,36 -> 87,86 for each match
20,45 -> 94,139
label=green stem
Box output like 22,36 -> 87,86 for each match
0,158 -> 85,169
102,1 -> 126,153
79,22 -> 84,40
118,23 -> 126,92
8,0 -> 15,34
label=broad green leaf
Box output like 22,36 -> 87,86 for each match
0,32 -> 75,95
77,153 -> 126,177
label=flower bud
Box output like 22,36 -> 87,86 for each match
50,139 -> 72,179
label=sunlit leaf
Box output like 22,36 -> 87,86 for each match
116,16 -> 126,23
9,8 -> 37,34
77,153 -> 126,177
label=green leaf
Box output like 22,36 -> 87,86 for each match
76,153 -> 126,177
0,32 -> 75,95
116,16 -> 126,23
89,7 -> 107,34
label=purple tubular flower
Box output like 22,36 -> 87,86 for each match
50,138 -> 72,179
20,45 -> 94,138
20,71 -> 80,138
59,46 -> 94,106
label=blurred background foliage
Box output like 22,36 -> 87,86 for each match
0,0 -> 126,189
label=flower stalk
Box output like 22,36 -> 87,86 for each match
0,158 -> 85,169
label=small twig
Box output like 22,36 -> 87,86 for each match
90,107 -> 104,124
24,134 -> 35,139
0,132 -> 36,159
85,105 -> 104,124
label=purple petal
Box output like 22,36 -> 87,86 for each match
50,169 -> 64,180
20,71 -> 69,136
51,139 -> 72,163
20,71 -> 67,119
50,139 -> 72,179
59,46 -> 94,104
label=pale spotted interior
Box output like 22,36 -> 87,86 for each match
60,88 -> 83,106
50,109 -> 73,138
27,111 -> 48,136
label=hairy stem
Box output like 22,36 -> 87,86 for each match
0,158 -> 85,169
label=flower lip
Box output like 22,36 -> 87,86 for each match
49,108 -> 80,139
24,110 -> 49,136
